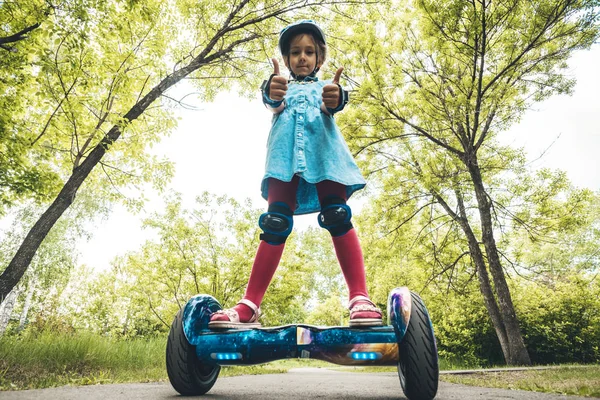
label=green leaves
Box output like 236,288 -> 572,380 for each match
0,0 -> 177,214
332,0 -> 599,364
72,192 -> 311,332
515,275 -> 600,363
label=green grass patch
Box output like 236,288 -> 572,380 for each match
0,331 -> 330,390
0,330 -> 167,390
2,331 -> 598,397
441,365 -> 600,398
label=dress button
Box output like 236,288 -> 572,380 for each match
298,115 -> 303,120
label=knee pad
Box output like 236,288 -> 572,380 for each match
318,196 -> 353,237
259,202 -> 294,244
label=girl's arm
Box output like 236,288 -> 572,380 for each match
268,101 -> 286,114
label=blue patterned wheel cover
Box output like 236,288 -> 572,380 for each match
182,294 -> 222,343
387,287 -> 412,341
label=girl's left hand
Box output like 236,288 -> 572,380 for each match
322,67 -> 344,109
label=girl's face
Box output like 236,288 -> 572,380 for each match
284,34 -> 321,78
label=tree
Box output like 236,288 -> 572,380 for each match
336,0 -> 599,364
0,192 -> 103,334
0,0 -> 63,210
64,192 -> 312,333
0,0 -> 357,301
353,166 -> 599,364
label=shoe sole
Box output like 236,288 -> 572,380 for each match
348,318 -> 384,327
208,321 -> 262,330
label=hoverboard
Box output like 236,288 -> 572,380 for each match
166,287 -> 439,400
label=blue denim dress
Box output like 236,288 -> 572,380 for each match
261,77 -> 366,215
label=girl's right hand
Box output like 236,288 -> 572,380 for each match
269,59 -> 288,101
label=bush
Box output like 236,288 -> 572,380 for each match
515,275 -> 600,364
424,288 -> 504,367
424,273 -> 600,366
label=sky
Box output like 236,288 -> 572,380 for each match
77,45 -> 600,271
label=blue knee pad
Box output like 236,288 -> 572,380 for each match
318,196 -> 353,237
259,202 -> 294,244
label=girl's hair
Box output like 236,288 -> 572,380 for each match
281,29 -> 327,63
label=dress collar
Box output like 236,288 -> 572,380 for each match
290,75 -> 319,83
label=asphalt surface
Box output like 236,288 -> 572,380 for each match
1,368 -> 594,399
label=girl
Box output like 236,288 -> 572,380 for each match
209,20 -> 382,329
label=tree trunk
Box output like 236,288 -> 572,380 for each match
18,279 -> 36,332
454,190 -> 513,362
464,151 -> 531,365
435,190 -> 511,362
0,288 -> 19,335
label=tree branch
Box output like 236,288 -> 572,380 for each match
0,22 -> 41,51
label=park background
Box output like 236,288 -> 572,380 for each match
1,0 -> 599,394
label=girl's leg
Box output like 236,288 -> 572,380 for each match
211,176 -> 299,323
316,180 -> 380,320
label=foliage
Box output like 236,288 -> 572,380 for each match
515,275 -> 600,364
425,287 -> 504,367
296,227 -> 345,303
0,1 -> 62,211
381,269 -> 600,366
1,0 -> 361,214
0,0 -> 177,212
499,170 -> 600,277
329,0 -> 600,365
0,329 -> 167,390
305,292 -> 348,326
354,181 -> 600,365
0,331 -> 347,391
1,0 -> 363,304
1,0 -> 600,371
1,329 -> 598,392
0,190 -> 108,334
59,192 -> 315,334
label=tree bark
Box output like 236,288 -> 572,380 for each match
0,23 -> 41,52
463,150 -> 531,365
0,288 -> 19,335
18,279 -> 36,332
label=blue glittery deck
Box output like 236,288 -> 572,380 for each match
182,287 -> 413,366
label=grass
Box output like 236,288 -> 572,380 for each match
440,365 -> 600,398
1,330 -> 599,397
0,331 -> 167,390
0,330 -> 331,390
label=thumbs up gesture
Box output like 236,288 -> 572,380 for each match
268,58 -> 288,101
322,67 -> 344,109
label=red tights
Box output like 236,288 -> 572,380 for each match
211,177 -> 373,322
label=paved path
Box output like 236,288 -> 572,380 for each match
1,368 -> 595,399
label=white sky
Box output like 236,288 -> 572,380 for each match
77,46 -> 600,271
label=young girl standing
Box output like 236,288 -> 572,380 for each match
210,20 -> 382,329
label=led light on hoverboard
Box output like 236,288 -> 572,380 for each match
211,352 -> 242,360
349,352 -> 381,360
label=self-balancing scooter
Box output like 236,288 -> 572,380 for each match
166,287 -> 439,400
